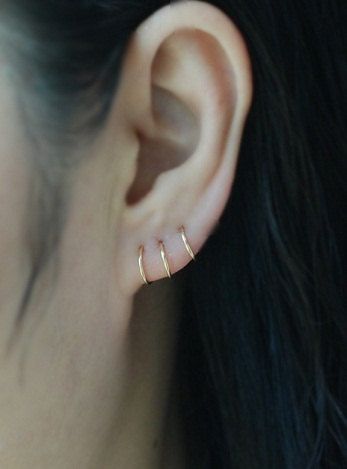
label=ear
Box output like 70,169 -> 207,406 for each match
113,0 -> 253,295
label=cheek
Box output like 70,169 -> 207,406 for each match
0,63 -> 32,334
0,62 -> 30,221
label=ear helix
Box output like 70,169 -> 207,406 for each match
138,226 -> 196,285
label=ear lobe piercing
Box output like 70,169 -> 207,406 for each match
159,241 -> 171,279
180,226 -> 196,261
138,226 -> 196,285
138,245 -> 149,285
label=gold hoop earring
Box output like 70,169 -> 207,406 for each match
138,245 -> 149,285
159,241 -> 172,278
180,226 -> 196,261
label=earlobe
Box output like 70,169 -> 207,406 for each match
112,0 -> 253,295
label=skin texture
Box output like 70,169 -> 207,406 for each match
0,1 -> 252,468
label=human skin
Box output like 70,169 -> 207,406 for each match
0,2 -> 252,468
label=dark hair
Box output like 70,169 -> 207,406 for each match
1,0 -> 346,467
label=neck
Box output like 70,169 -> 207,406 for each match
0,258 -> 185,468
102,280 -> 186,469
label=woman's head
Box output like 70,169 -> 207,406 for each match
0,1 -> 345,468
1,0 -> 253,336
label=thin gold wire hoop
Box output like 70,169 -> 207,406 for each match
138,245 -> 149,285
159,241 -> 172,278
180,226 -> 196,261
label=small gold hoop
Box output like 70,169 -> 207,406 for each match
180,226 -> 196,261
138,245 -> 149,285
159,241 -> 172,278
